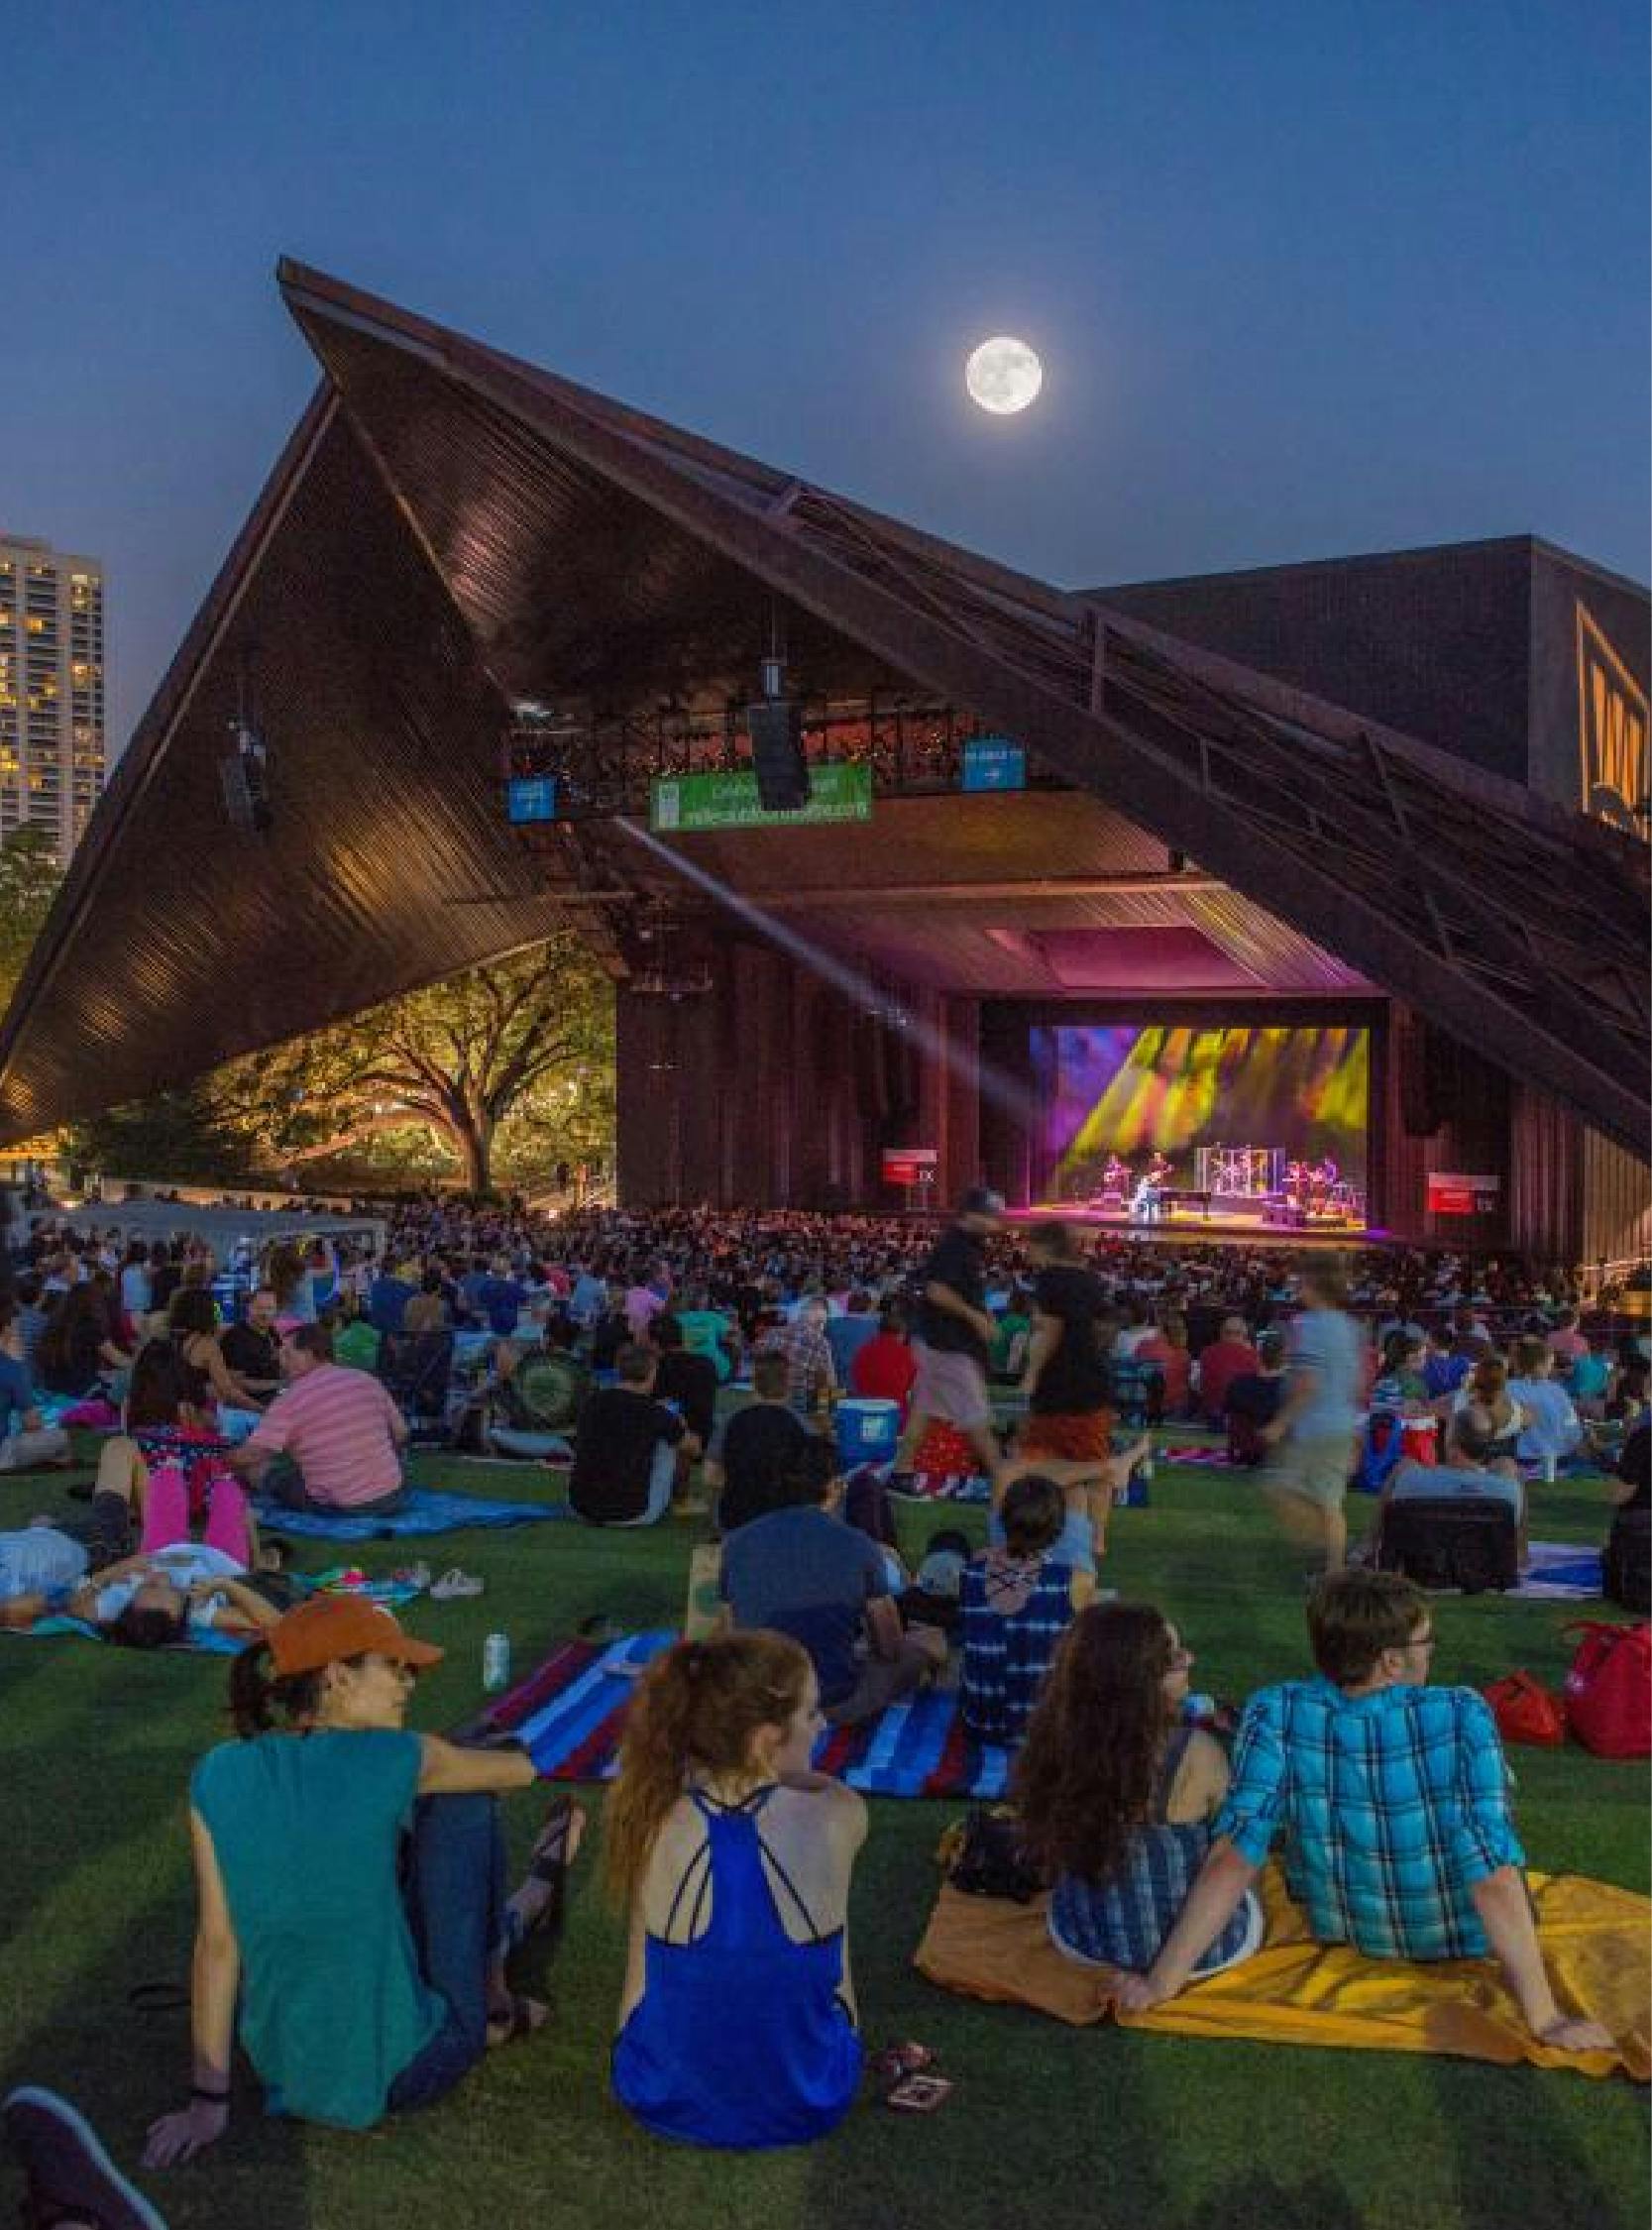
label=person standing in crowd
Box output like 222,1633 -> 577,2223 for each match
889,1188 -> 1005,1488
1262,1259 -> 1362,1574
1017,1221 -> 1115,1470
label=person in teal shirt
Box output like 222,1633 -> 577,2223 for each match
143,1597 -> 584,2167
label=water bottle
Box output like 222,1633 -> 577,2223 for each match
482,1632 -> 512,1694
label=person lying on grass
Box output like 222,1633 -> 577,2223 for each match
606,1630 -> 866,2150
1016,1602 -> 1263,1979
1113,1569 -> 1615,2053
0,1527 -> 281,1648
143,1597 -> 584,2166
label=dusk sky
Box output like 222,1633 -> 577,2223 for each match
5,0 -> 1647,754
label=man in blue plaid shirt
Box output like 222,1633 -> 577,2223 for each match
1116,1570 -> 1612,2053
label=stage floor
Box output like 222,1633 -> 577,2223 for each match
1013,1201 -> 1377,1249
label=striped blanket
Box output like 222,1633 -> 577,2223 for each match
888,1472 -> 993,1505
487,1630 -> 1021,1799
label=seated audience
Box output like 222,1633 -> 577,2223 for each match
231,1325 -> 409,1515
650,1312 -> 720,1453
219,1285 -> 284,1397
144,1598 -> 582,2164
0,1300 -> 70,1471
606,1630 -> 864,2149
1113,1570 -> 1614,2053
1371,1329 -> 1429,1408
1136,1314 -> 1192,1419
567,1343 -> 693,1527
1194,1316 -> 1259,1429
38,1282 -> 131,1398
98,1340 -> 259,1565
1223,1329 -> 1287,1466
960,1475 -> 1089,1746
675,1285 -> 739,1383
487,1317 -> 590,1456
1506,1338 -> 1584,1472
761,1295 -> 838,1416
847,1305 -> 918,1419
704,1351 -> 813,1535
719,1439 -> 944,1725
168,1286 -> 264,1414
1018,1602 -> 1263,1977
825,1290 -> 879,1386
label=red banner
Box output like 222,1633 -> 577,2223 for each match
1427,1171 -> 1500,1216
882,1147 -> 938,1187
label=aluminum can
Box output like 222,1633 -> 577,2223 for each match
482,1632 -> 512,1693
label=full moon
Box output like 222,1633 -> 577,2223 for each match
965,335 -> 1044,414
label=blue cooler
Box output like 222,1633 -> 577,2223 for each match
835,1397 -> 900,1470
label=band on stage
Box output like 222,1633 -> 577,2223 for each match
1084,1149 -> 1359,1226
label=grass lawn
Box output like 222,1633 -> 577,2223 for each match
1,1435 -> 1646,2230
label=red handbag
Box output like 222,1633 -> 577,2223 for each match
1561,1621 -> 1652,1758
1482,1671 -> 1566,1747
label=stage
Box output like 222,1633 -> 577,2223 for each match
1010,1201 -> 1381,1250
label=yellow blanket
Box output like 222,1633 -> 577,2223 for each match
914,1866 -> 1650,2079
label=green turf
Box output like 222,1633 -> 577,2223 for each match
1,1440 -> 1646,2230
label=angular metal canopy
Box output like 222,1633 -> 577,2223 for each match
0,259 -> 1644,1154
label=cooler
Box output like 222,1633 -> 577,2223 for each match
835,1397 -> 901,1469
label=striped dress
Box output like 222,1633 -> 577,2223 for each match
959,1550 -> 1074,1746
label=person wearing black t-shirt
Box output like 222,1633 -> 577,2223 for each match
649,1311 -> 720,1450
890,1187 -> 1004,1482
706,1350 -> 814,1534
219,1286 -> 283,1399
1019,1221 -> 1115,1465
568,1344 -> 692,1527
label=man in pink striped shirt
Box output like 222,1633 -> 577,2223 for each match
232,1325 -> 408,1512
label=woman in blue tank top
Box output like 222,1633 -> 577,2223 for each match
607,1630 -> 866,2149
1016,1603 -> 1263,1979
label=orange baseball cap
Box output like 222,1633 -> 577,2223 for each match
268,1595 -> 445,1678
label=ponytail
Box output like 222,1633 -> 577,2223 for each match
227,1636 -> 330,1737
602,1631 -> 811,1909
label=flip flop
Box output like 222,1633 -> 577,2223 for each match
430,1568 -> 485,1601
507,1795 -> 585,1963
2,2086 -> 168,2230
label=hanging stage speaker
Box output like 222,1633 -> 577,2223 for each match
747,700 -> 811,811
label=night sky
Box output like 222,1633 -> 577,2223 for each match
5,0 -> 1646,755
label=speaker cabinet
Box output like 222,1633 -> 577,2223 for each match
746,701 -> 810,810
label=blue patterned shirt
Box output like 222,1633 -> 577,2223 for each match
960,1552 -> 1074,1746
1215,1678 -> 1524,1960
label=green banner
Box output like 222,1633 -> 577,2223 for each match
650,760 -> 872,834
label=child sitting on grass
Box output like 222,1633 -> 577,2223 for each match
960,1474 -> 1090,1747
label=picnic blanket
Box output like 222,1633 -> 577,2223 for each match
254,1487 -> 568,1540
889,1472 -> 993,1505
485,1629 -> 1027,1797
1162,1443 -> 1235,1468
914,1866 -> 1649,2079
5,1613 -> 246,1655
1512,1539 -> 1603,1601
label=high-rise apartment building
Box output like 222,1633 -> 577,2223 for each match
0,535 -> 106,860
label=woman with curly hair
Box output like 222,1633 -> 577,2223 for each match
1015,1602 -> 1263,1978
606,1630 -> 866,2149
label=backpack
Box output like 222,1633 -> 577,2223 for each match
1561,1621 -> 1651,1758
1377,1496 -> 1518,1595
1354,1412 -> 1408,1496
1603,1507 -> 1651,1617
501,1351 -> 587,1434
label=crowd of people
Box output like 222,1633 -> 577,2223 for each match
0,1185 -> 1643,2220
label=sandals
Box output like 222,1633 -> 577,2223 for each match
486,1992 -> 548,2050
430,1568 -> 484,1601
2,2086 -> 168,2230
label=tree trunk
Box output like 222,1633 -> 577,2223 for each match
452,1111 -> 496,1195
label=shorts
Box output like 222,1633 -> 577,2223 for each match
1019,1410 -> 1114,1464
1269,1432 -> 1356,1509
910,1342 -> 991,1431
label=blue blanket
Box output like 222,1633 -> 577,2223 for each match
254,1487 -> 568,1540
7,1614 -> 246,1655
